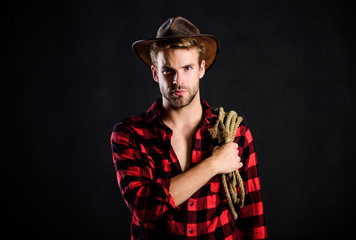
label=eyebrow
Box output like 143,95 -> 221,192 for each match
162,63 -> 195,69
181,63 -> 195,69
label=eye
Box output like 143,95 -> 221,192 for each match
184,66 -> 192,71
162,68 -> 173,74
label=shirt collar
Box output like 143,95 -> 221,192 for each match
145,98 -> 217,128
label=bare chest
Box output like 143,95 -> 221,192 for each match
170,131 -> 193,172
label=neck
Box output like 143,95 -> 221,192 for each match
161,93 -> 203,129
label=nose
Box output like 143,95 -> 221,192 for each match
173,71 -> 183,85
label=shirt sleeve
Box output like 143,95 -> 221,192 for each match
110,121 -> 176,223
234,123 -> 268,239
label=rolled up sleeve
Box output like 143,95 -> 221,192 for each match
111,122 -> 176,223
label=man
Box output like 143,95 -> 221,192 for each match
111,16 -> 267,239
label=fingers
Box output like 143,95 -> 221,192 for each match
238,157 -> 243,169
213,142 -> 239,156
226,142 -> 238,148
226,142 -> 239,155
218,142 -> 238,150
225,143 -> 243,170
211,142 -> 243,174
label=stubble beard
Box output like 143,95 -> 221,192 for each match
161,84 -> 199,109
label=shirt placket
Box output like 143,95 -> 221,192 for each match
186,127 -> 204,238
186,198 -> 197,237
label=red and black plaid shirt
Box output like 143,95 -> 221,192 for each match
111,99 -> 267,240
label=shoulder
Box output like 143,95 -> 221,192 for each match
112,99 -> 162,134
111,112 -> 148,144
236,120 -> 248,135
112,113 -> 144,132
236,120 -> 255,147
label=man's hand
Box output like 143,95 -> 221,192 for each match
208,143 -> 242,174
169,142 -> 242,207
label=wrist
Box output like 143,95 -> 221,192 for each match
203,156 -> 220,176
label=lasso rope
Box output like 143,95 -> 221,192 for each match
208,107 -> 245,220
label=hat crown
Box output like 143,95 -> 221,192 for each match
132,16 -> 219,71
156,16 -> 200,38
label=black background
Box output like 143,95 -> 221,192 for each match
5,0 -> 354,239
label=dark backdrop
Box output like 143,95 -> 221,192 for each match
5,0 -> 354,239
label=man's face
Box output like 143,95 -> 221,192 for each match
151,48 -> 205,109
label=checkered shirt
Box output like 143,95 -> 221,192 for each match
111,99 -> 267,239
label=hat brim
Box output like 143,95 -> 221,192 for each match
132,34 -> 219,71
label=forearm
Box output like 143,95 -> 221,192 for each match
170,142 -> 241,207
169,157 -> 217,207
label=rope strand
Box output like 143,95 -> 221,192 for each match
207,107 -> 245,220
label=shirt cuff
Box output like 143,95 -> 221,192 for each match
155,178 -> 177,210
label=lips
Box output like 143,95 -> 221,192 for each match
172,89 -> 187,96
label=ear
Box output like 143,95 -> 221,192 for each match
199,60 -> 206,79
151,65 -> 159,82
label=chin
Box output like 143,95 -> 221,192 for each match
171,100 -> 191,108
165,94 -> 197,109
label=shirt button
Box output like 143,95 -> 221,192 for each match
190,202 -> 194,207
189,229 -> 193,234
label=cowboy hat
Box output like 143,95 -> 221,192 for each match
132,16 -> 219,71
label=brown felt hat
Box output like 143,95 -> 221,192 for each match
132,16 -> 219,71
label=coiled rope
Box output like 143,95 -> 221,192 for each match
207,107 -> 245,220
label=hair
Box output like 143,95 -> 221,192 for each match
150,37 -> 205,66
